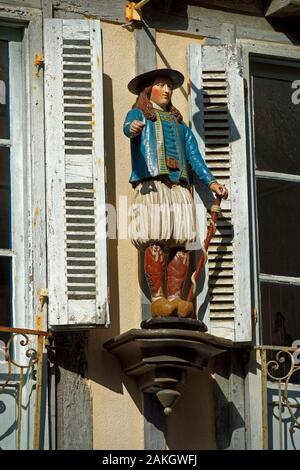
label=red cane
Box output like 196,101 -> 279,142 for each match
186,196 -> 222,302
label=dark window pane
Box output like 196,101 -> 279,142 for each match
0,256 -> 12,346
0,147 -> 10,248
0,40 -> 9,140
261,281 -> 300,384
257,179 -> 300,277
252,73 -> 300,176
261,282 -> 300,347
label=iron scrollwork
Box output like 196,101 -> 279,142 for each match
0,326 -> 47,450
261,346 -> 300,448
0,332 -> 38,391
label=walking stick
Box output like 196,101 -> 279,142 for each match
186,196 -> 223,302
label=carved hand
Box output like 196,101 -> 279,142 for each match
130,120 -> 145,137
209,182 -> 228,200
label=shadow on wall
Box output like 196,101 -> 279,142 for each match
139,251 -> 151,322
143,0 -> 188,34
190,85 -> 237,321
191,84 -> 241,156
140,23 -> 188,101
52,73 -> 143,443
212,351 -> 246,450
144,355 -> 246,450
85,72 -> 142,412
84,71 -> 122,391
266,17 -> 300,44
166,368 -> 218,450
102,72 -> 120,340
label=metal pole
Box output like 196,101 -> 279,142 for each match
17,367 -> 24,450
261,349 -> 269,450
278,381 -> 283,451
33,290 -> 48,450
33,334 -> 44,450
135,0 -> 152,10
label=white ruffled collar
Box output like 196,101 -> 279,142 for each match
150,101 -> 167,111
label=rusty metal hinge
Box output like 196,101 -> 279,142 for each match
125,2 -> 142,22
125,0 -> 152,23
187,78 -> 191,96
38,288 -> 49,303
35,53 -> 44,78
252,307 -> 258,324
36,288 -> 49,331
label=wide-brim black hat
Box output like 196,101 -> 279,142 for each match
128,68 -> 184,95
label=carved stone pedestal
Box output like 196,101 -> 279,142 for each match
104,320 -> 233,415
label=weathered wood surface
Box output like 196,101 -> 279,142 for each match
53,0 -> 125,22
0,0 -> 41,9
145,2 -> 235,34
9,41 -> 27,330
0,0 -> 268,18
145,3 -> 300,41
0,2 -> 41,20
42,0 -> 52,17
44,18 -> 67,325
3,0 -> 299,43
44,19 -> 109,327
225,45 -> 252,343
228,350 -> 246,449
214,351 -> 246,449
144,393 -> 166,450
55,331 -> 93,450
90,20 -> 110,325
52,0 -> 300,43
26,13 -> 48,331
135,25 -> 157,75
189,0 -> 266,16
220,22 -> 237,44
266,0 -> 300,17
189,44 -> 252,343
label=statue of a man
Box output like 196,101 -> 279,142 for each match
123,68 -> 228,318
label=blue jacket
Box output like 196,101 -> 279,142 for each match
123,108 -> 216,187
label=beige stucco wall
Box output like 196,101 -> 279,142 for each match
88,21 -> 143,450
156,31 -> 205,121
167,371 -> 217,450
88,24 -> 216,450
156,31 -> 216,450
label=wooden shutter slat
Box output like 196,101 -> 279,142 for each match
44,19 -> 67,325
189,44 -> 251,342
45,19 -> 109,328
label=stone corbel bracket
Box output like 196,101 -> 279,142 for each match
104,327 -> 233,415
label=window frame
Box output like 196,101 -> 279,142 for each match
0,32 -> 27,336
250,58 -> 300,286
0,6 -> 46,332
0,6 -> 48,450
239,39 -> 300,347
240,39 -> 300,451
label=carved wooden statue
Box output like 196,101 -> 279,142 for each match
123,69 -> 228,318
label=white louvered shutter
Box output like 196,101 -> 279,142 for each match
189,44 -> 251,342
44,19 -> 109,328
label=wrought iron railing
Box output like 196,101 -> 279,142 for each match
0,326 -> 48,450
256,345 -> 300,450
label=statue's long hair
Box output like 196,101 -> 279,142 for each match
133,84 -> 183,122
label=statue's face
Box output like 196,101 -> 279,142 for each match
150,76 -> 173,108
